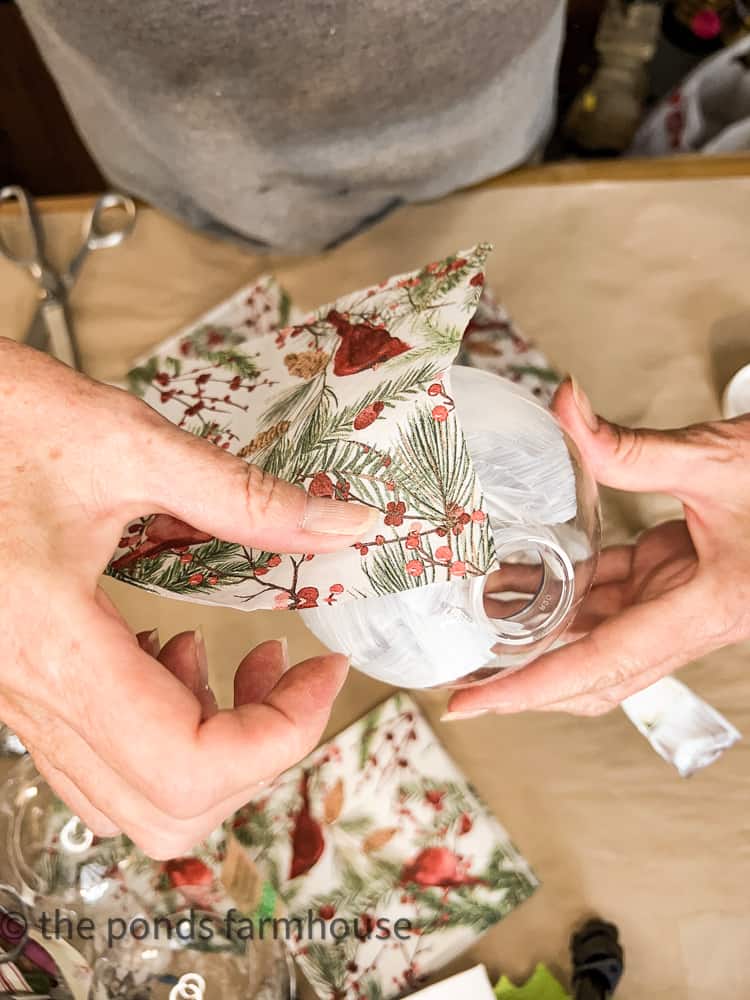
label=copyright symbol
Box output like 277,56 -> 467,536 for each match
0,909 -> 28,943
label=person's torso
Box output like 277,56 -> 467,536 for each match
19,0 -> 564,251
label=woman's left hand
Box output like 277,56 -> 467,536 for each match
444,377 -> 750,720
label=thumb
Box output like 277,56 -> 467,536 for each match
111,399 -> 378,552
551,377 -> 712,501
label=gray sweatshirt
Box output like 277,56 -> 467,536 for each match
18,1 -> 563,253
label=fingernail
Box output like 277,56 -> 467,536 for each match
143,628 -> 160,657
194,627 -> 209,687
276,636 -> 290,673
440,708 -> 490,722
570,376 -> 599,433
303,497 -> 379,536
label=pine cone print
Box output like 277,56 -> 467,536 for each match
284,348 -> 329,379
353,400 -> 385,430
237,420 -> 290,457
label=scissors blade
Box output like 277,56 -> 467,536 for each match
40,299 -> 80,370
22,303 -> 49,353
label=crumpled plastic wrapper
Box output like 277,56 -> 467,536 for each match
621,676 -> 741,778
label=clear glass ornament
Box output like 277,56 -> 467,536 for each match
301,366 -> 601,688
87,908 -> 294,1000
1,755 -> 132,911
0,761 -> 294,998
0,723 -> 27,757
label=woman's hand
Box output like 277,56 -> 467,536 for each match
0,339 -> 375,857
445,377 -> 750,720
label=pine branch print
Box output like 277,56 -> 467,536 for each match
409,887 -> 522,933
111,247 -> 501,611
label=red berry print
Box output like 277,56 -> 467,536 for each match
384,501 -> 406,526
309,472 -> 335,498
425,789 -> 445,810
296,587 -> 319,609
432,405 -> 449,422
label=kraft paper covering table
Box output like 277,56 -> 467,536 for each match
2,159 -> 750,1000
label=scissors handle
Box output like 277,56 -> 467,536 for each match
65,192 -> 136,288
0,186 -> 47,271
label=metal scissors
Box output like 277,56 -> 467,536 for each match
0,186 -> 137,370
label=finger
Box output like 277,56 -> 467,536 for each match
591,545 -> 634,585
569,580 -> 631,633
109,398 -> 378,552
483,563 -> 547,594
70,601 -> 348,818
30,716 -> 265,860
483,566 -> 547,618
446,578 -> 716,716
234,638 -> 289,706
571,523 -> 696,634
29,745 -> 121,838
136,628 -> 161,658
158,630 -> 219,720
537,656 -> 677,715
552,377 -> 742,503
193,652 -> 350,804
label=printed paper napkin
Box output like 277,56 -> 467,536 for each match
226,692 -> 538,999
108,248 -> 498,611
5,694 -> 537,999
457,287 -> 559,407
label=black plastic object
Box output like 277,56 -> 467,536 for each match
571,918 -> 624,1000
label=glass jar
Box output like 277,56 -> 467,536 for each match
300,366 -> 600,689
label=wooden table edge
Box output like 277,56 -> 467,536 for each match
2,154 -> 750,216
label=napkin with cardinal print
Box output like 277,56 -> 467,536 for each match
108,248 -> 498,610
226,692 -> 538,1000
